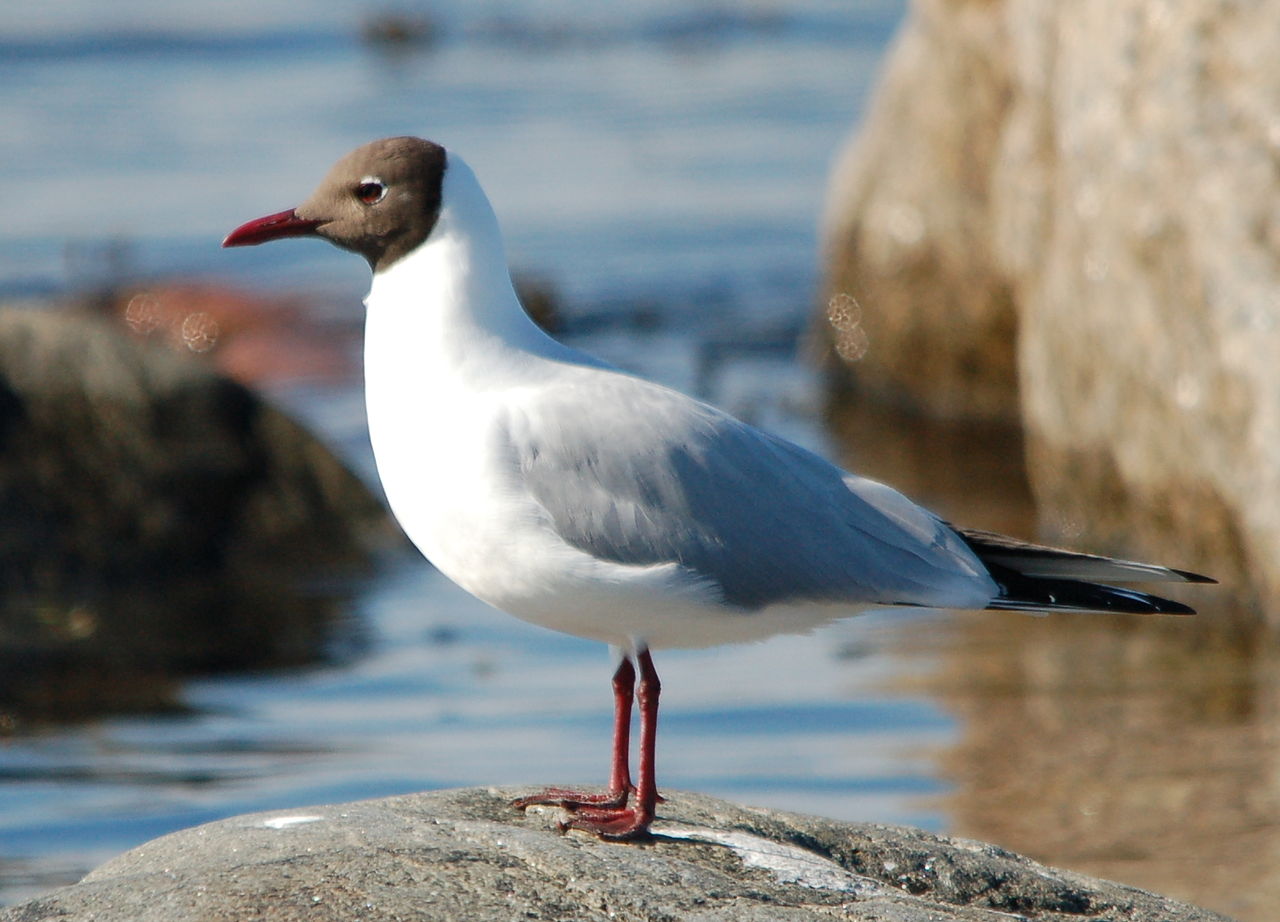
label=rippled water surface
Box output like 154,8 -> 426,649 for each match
1,3 -> 1273,920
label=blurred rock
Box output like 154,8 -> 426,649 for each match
360,10 -> 438,51
0,787 -> 1228,922
1000,1 -> 1280,625
0,307 -> 398,721
820,0 -> 1279,622
93,282 -> 360,385
818,0 -> 1018,422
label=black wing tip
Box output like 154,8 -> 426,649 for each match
1169,567 -> 1217,585
984,562 -> 1201,616
1120,595 -> 1197,615
988,595 -> 1198,616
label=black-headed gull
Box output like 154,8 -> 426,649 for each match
224,137 -> 1212,839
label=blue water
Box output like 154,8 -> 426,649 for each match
0,0 -> 959,906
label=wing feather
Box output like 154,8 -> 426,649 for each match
503,375 -> 996,611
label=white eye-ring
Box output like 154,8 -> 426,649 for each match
355,176 -> 387,205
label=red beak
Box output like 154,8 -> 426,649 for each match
222,209 -> 323,248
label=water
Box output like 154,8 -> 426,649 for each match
1,4 -> 1273,920
0,0 -> 897,308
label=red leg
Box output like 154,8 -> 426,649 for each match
513,655 -> 636,811
605,655 -> 637,796
562,648 -> 661,840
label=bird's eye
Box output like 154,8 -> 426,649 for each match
355,179 -> 387,205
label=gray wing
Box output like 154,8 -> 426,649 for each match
502,375 -> 996,610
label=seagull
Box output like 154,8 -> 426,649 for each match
223,136 -> 1213,840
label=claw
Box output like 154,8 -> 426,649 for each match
561,805 -> 654,841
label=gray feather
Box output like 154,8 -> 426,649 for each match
503,375 -> 995,610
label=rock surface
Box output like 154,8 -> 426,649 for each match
819,0 -> 1279,621
1,787 -> 1229,922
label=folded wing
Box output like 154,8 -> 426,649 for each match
504,375 -> 997,612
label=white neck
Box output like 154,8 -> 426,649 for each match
367,154 -> 563,364
358,152 -> 587,573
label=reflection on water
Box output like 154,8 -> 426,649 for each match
828,395 -> 1273,921
0,578 -> 362,722
916,613 -> 1274,922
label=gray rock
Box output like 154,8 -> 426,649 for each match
1,787 -> 1229,921
819,0 -> 1272,620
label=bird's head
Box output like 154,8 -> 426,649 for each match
222,136 -> 448,273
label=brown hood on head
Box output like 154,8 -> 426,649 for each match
297,137 -> 447,271
223,137 -> 448,274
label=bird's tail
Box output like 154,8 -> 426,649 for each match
953,527 -> 1216,616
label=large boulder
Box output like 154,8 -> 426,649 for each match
0,787 -> 1229,922
819,0 -> 1279,621
997,1 -> 1278,622
0,307 -> 398,719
